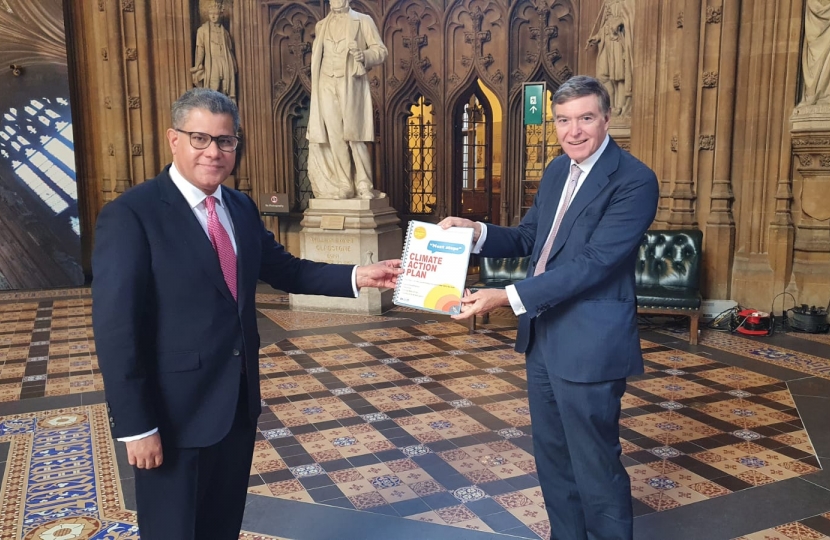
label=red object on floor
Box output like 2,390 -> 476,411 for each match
734,308 -> 772,336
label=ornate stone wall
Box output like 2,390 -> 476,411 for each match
64,0 -> 830,309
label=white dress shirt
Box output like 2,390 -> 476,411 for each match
119,164 -> 360,442
472,134 -> 611,316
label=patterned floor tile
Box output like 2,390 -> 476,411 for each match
260,308 -> 400,331
657,328 -> 830,380
3,289 -> 827,540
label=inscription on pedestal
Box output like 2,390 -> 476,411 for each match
306,234 -> 357,263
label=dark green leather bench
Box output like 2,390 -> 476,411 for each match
467,230 -> 703,343
636,229 -> 703,345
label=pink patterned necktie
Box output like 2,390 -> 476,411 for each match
533,163 -> 582,276
204,195 -> 238,300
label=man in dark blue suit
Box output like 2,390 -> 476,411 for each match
92,88 -> 401,540
440,76 -> 658,540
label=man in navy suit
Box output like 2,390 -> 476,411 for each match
92,88 -> 401,540
440,76 -> 658,540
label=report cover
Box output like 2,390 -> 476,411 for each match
393,220 -> 474,315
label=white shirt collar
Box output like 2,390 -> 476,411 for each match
169,163 -> 224,209
570,133 -> 611,177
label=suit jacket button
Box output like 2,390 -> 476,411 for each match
232,349 -> 241,356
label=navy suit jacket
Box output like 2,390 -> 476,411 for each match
481,138 -> 658,383
92,167 -> 354,447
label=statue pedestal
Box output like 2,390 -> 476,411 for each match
290,198 -> 402,315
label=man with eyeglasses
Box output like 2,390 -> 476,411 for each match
91,87 -> 402,540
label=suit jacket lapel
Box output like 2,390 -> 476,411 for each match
545,140 -> 620,262
157,172 -> 236,305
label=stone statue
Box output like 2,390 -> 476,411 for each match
192,1 -> 237,102
307,0 -> 388,199
587,0 -> 634,117
800,0 -> 830,106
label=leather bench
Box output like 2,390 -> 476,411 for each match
465,230 -> 703,344
636,229 -> 703,345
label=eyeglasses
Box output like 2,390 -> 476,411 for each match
175,129 -> 240,152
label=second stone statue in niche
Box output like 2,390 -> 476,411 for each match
307,0 -> 388,200
192,1 -> 237,102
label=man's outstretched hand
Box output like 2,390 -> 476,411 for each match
451,288 -> 510,320
356,260 -> 403,290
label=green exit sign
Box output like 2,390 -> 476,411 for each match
523,83 -> 545,125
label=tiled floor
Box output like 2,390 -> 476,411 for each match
1,289 -> 829,540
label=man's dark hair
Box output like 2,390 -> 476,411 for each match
552,75 -> 611,118
172,88 -> 239,133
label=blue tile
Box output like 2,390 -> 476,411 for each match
425,439 -> 457,453
321,458 -> 353,472
348,454 -> 381,467
465,497 -> 506,517
420,461 -> 458,479
421,491 -> 460,510
437,473 -> 473,490
478,479 -> 517,497
480,510 -> 526,532
500,525 -> 538,539
390,497 -> 432,517
299,474 -> 335,489
308,485 -> 345,502
374,449 -> 406,462
283,454 -> 316,467
411,453 -> 443,467
365,503 -> 399,517
322,497 -> 356,510
506,474 -> 540,490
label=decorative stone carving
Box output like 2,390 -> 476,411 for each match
587,0 -> 634,116
101,48 -> 108,61
512,69 -> 526,83
98,0 -> 105,11
677,11 -> 684,28
122,0 -> 134,12
793,137 -> 830,146
798,154 -> 813,166
821,154 -> 830,167
673,73 -> 680,90
126,48 -> 137,61
104,96 -> 112,109
699,135 -> 715,150
388,76 -> 400,88
192,1 -> 237,101
131,144 -> 142,156
797,0 -> 830,107
107,144 -> 114,156
557,65 -> 573,80
706,6 -> 722,24
671,135 -> 678,152
428,73 -> 440,87
703,71 -> 719,88
128,96 -> 140,109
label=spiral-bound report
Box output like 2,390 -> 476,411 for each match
393,220 -> 474,315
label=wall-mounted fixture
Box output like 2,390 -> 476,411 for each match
10,64 -> 23,76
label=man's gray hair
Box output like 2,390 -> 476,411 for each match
552,75 -> 611,118
171,88 -> 239,133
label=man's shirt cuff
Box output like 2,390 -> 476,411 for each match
506,285 -> 527,315
117,427 -> 158,442
471,223 -> 488,253
351,266 -> 359,297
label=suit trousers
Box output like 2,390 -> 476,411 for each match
134,375 -> 256,540
525,343 -> 631,540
